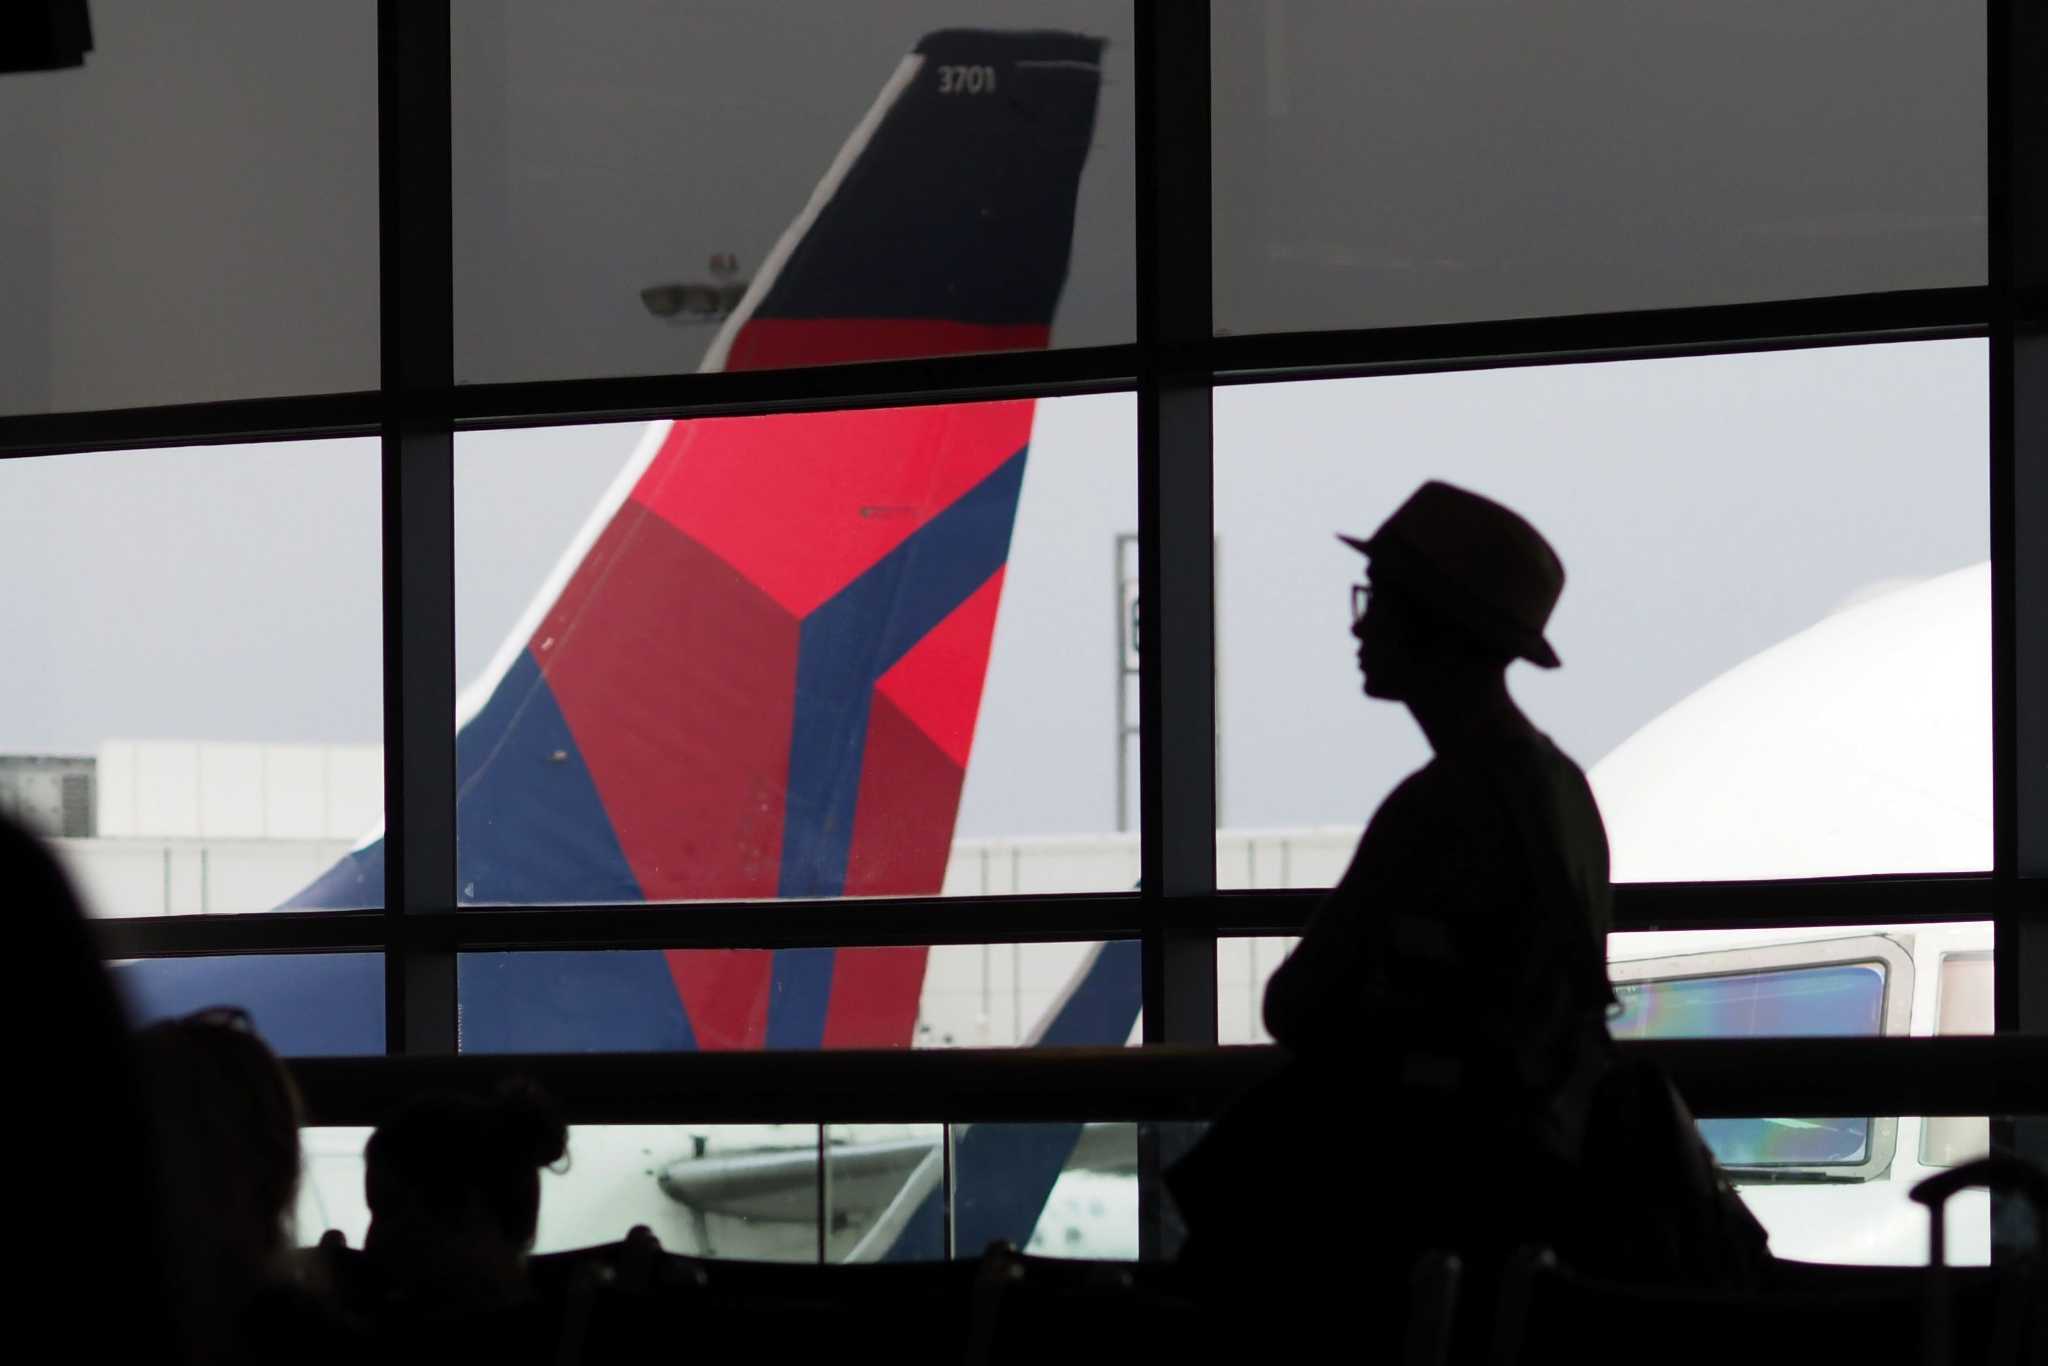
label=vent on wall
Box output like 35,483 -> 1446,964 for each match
0,755 -> 97,838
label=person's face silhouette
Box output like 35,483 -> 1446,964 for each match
1353,572 -> 1430,700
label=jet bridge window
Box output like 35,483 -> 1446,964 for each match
1609,963 -> 1886,1042
1922,953 -> 1994,1168
1611,962 -> 1887,1169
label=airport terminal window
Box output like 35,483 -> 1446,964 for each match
1219,924 -> 1984,1049
1216,935 -> 1299,1045
9,9 -> 2038,1259
1214,342 -> 1989,886
304,1112 -> 1986,1268
295,1121 -> 1130,1264
456,942 -> 1146,1056
296,1125 -> 823,1259
1611,946 -> 1896,1174
1923,953 -> 1995,1167
0,439 -> 384,916
1211,1 -> 1985,337
0,0 -> 377,413
116,954 -> 385,1058
1607,965 -> 1888,1043
457,941 -> 1140,1053
451,1 -> 1133,385
1215,931 -> 2007,1261
955,1122 -> 1137,1261
1713,1117 -> 1990,1266
451,396 -> 1136,909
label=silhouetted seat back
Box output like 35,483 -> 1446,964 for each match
300,1229 -> 378,1319
569,1243 -> 987,1363
964,1245 -> 1209,1366
1491,1248 -> 1926,1366
528,1224 -> 697,1299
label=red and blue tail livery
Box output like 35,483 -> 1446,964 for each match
122,28 -> 1138,1258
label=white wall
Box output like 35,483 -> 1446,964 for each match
96,740 -> 380,841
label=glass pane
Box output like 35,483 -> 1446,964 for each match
452,3 -> 1132,384
1214,342 -> 1988,884
0,440 -> 384,915
298,1121 -> 1131,1264
458,941 -> 1139,1053
295,1125 -> 824,1260
1735,1121 -> 1991,1267
1924,952 -> 1994,1167
0,0 -> 378,413
1622,947 -> 1886,1178
307,1115 -> 1993,1266
828,1123 -> 944,1261
1212,1 -> 1985,336
957,1122 -> 1136,1261
1223,926 -> 1986,1041
572,1124 -> 823,1260
115,953 -> 385,1057
1215,935 -> 1297,1045
298,1126 -> 375,1247
450,395 -> 1134,906
1609,965 -> 1886,1042
824,1121 -> 1135,1262
1937,953 -> 1994,1034
1221,925 -> 1994,1263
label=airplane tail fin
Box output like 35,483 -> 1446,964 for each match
127,29 -> 1139,1260
271,27 -> 1116,1051
708,27 -> 1106,372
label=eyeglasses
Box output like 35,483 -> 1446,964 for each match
1351,582 -> 1372,624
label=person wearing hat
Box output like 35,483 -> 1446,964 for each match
1262,478 -> 1615,1096
1168,481 -> 1618,1307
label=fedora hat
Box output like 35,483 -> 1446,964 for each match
1340,481 -> 1564,669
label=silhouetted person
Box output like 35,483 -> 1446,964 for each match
5,814 -> 186,1362
1172,481 -> 1615,1305
138,1006 -> 356,1363
362,1080 -> 568,1320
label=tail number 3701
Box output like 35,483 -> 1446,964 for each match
938,64 -> 998,95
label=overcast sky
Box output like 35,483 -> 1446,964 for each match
0,2 -> 1988,849
0,339 -> 1988,843
6,1 -> 1976,406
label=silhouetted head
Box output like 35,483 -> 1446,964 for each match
6,816 -> 184,1359
138,1007 -> 305,1291
363,1080 -> 567,1309
1342,481 -> 1564,702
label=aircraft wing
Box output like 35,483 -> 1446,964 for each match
659,1123 -> 1137,1224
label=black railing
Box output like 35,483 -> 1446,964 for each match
287,1037 -> 2048,1127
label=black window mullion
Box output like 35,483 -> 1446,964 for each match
1209,288 -> 1987,386
1990,0 -> 2048,1251
1135,0 -> 1220,1043
1991,0 -> 2048,999
379,0 -> 458,1056
1133,0 -> 1218,1265
12,7 -> 2017,1158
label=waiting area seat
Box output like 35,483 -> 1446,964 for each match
291,1157 -> 2044,1366
1491,1156 -> 2047,1366
306,1232 -> 1217,1366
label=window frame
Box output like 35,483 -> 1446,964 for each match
0,0 -> 2039,1259
1610,938 -> 1912,1180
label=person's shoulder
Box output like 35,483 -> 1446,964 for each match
1374,761 -> 1457,823
1375,757 -> 1510,843
1525,729 -> 1602,803
1396,752 -> 1506,807
1526,726 -> 1587,772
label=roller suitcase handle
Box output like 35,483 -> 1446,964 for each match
1909,1154 -> 2048,1366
